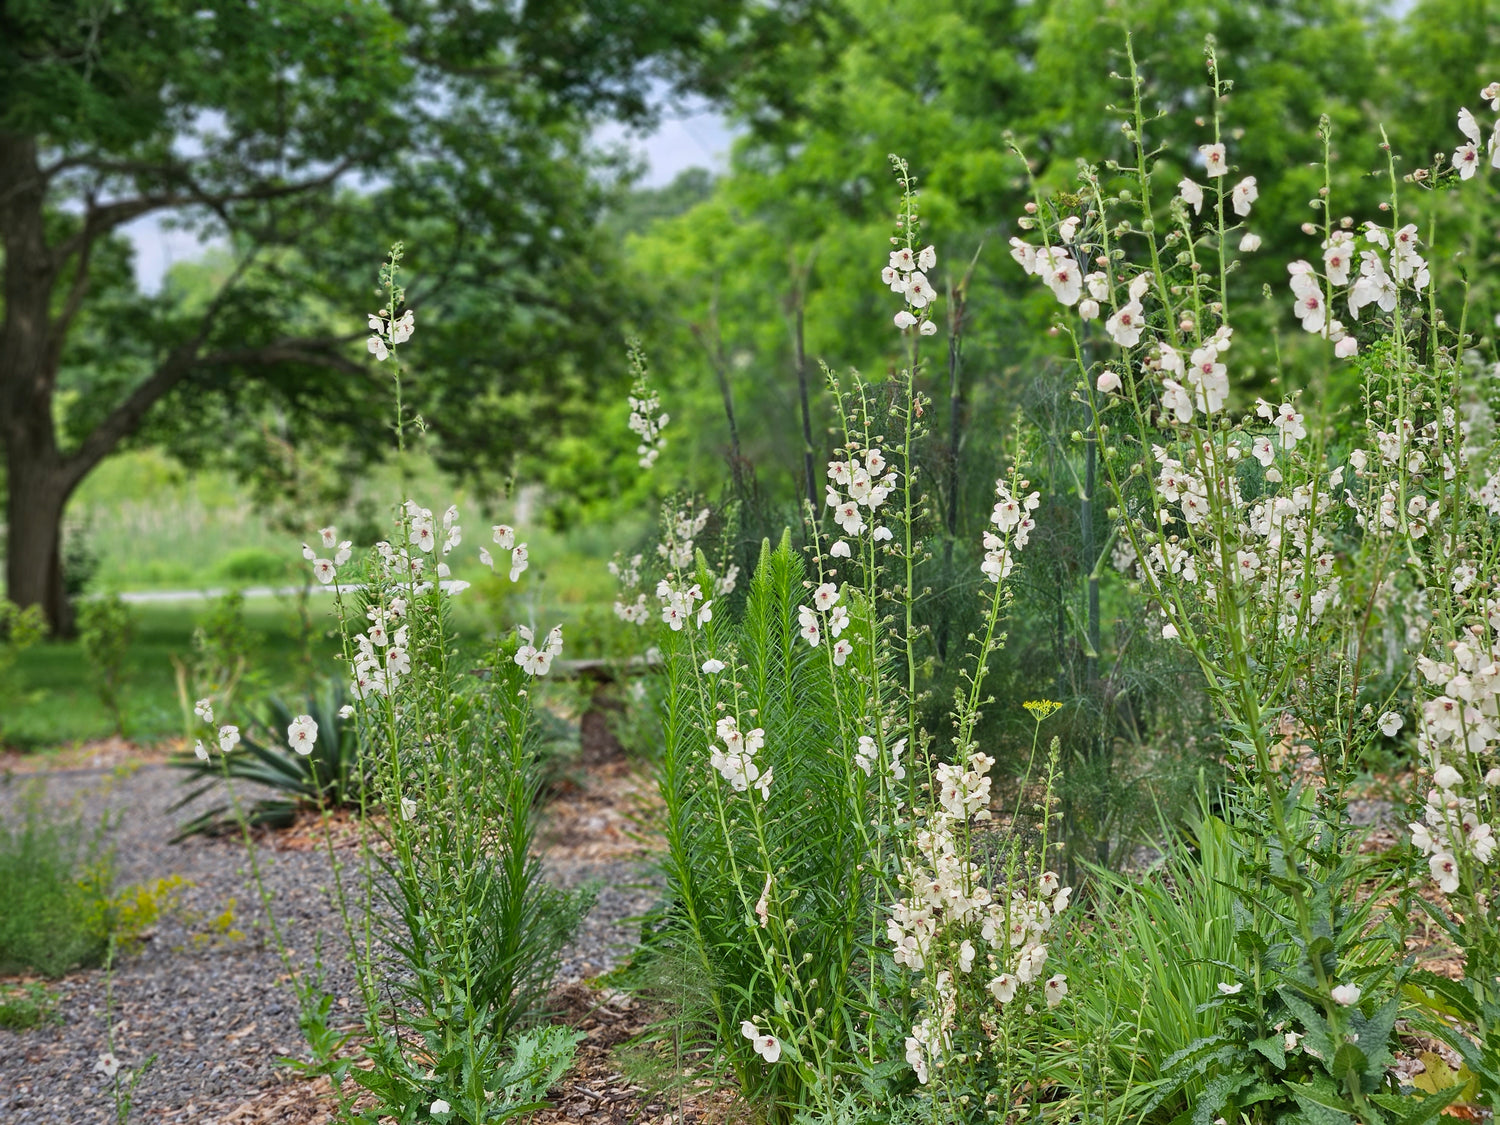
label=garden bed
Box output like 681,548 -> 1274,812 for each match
0,744 -> 667,1124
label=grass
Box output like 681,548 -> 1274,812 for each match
6,599 -> 344,749
0,982 -> 59,1029
0,782 -> 117,977
5,447 -> 641,750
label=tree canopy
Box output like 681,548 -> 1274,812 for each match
0,0 -> 824,628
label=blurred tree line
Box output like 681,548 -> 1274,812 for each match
2,0 -> 1495,650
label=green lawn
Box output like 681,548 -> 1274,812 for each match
6,568 -> 627,752
6,449 -> 641,751
5,599 -> 344,750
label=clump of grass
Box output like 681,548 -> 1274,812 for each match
0,782 -> 117,977
0,981 -> 59,1030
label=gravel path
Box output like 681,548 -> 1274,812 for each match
1,761 -> 664,1124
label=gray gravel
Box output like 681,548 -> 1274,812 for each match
0,763 -> 662,1124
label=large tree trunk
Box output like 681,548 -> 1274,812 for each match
4,446 -> 73,636
1,131 -> 73,633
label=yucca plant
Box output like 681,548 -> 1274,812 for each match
170,685 -> 366,838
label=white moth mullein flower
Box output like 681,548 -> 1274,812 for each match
287,714 -> 318,756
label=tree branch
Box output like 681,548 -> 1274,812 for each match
53,160 -> 353,269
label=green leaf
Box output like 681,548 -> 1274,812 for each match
1250,1033 -> 1287,1069
1284,1079 -> 1357,1125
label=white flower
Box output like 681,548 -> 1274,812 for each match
740,1021 -> 782,1063
96,1052 -> 121,1079
194,698 -> 214,724
1330,983 -> 1361,1007
1483,82 -> 1500,111
1042,249 -> 1082,306
798,605 -> 821,647
1105,301 -> 1145,347
1078,298 -> 1100,320
492,524 -> 515,550
194,740 -> 208,761
894,310 -> 917,329
1199,143 -> 1228,177
1459,106 -> 1482,144
338,704 -> 355,720
313,559 -> 336,585
1218,982 -> 1243,995
833,500 -> 866,536
1231,176 -> 1258,217
1044,974 -> 1068,1008
702,659 -> 726,674
1334,336 -> 1359,359
905,271 -> 936,308
813,582 -> 839,612
287,714 -> 318,756
1239,232 -> 1261,252
319,527 -> 337,549
409,517 -> 435,553
882,265 -> 903,292
509,544 -> 529,582
401,796 -> 418,822
1377,711 -> 1403,737
989,974 -> 1017,1004
430,1099 -> 450,1115
917,245 -> 937,270
1434,763 -> 1463,790
1096,370 -> 1122,394
1430,852 -> 1460,894
919,319 -> 937,336
872,526 -> 893,542
1178,178 -> 1204,213
367,335 -> 388,361
1057,216 -> 1081,244
1453,142 -> 1480,179
218,725 -> 240,754
1272,403 -> 1306,450
832,638 -> 853,666
829,540 -> 851,558
890,247 -> 916,272
1009,237 -> 1037,276
1161,379 -> 1194,424
697,599 -> 714,627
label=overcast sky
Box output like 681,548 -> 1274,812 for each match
123,102 -> 736,293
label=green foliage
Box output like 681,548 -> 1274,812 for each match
650,535 -> 868,1114
214,547 -> 294,585
170,686 -> 367,838
352,1022 -> 582,1125
5,599 -> 348,749
1065,811 -> 1243,1118
78,594 -> 134,736
362,634 -> 594,1046
0,598 -> 47,742
0,981 -> 60,1030
173,588 -> 257,726
0,782 -> 115,976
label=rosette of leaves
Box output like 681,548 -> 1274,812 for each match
171,687 -> 367,839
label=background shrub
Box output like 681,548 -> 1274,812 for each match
0,783 -> 116,977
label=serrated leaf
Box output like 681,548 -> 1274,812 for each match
1278,987 -> 1336,1061
1386,1082 -> 1469,1125
1250,1034 -> 1287,1068
1284,1079 -> 1357,1125
1192,1072 -> 1255,1125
